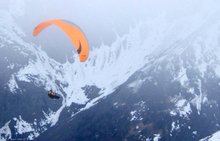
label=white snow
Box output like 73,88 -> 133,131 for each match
188,87 -> 195,94
190,79 -> 208,115
171,79 -> 208,119
170,120 -> 180,136
193,131 -> 197,135
170,98 -> 192,118
170,111 -> 177,116
130,110 -> 137,121
176,99 -> 187,107
7,63 -> 14,69
130,101 -> 146,121
0,121 -> 11,141
197,80 -> 203,115
180,103 -> 191,117
200,131 -> 220,141
153,134 -> 161,141
0,10 -> 26,45
128,79 -> 145,93
1,0 -> 220,140
41,103 -> 65,127
5,20 -> 159,131
178,67 -> 188,86
8,74 -> 19,93
13,115 -> 39,139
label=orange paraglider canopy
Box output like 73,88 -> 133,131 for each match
33,19 -> 89,62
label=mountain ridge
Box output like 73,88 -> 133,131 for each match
1,1 -> 220,140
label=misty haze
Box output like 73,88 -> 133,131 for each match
1,0 -> 220,140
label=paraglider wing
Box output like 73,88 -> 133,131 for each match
33,19 -> 89,62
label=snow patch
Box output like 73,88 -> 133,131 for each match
130,101 -> 146,121
153,134 -> 161,141
0,121 -> 11,141
13,116 -> 39,139
191,80 -> 208,115
177,67 -> 188,86
200,130 -> 220,141
170,120 -> 180,136
8,74 -> 19,93
7,63 -> 14,69
128,79 -> 145,93
193,131 -> 197,135
41,96 -> 65,127
170,98 -> 192,118
1,1 -> 220,140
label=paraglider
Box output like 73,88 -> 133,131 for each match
33,19 -> 89,99
33,19 -> 89,62
48,90 -> 60,99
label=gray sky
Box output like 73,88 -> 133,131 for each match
3,0 -> 220,46
21,0 -> 150,47
3,0 -> 220,62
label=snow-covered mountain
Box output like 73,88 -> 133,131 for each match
1,0 -> 220,140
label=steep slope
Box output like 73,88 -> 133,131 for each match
1,1 -> 220,140
36,7 -> 220,140
0,6 -> 161,140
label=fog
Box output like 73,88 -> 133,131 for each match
2,0 -> 220,62
5,0 -> 219,46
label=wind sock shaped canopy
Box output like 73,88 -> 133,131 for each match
33,19 -> 89,62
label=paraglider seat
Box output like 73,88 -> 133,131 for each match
48,90 -> 60,99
